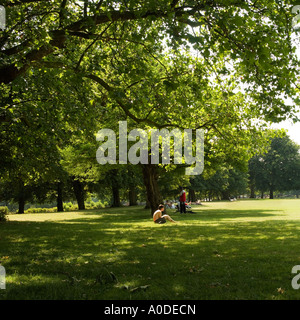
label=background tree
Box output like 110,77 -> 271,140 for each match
248,134 -> 300,199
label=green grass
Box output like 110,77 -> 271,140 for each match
1,199 -> 300,300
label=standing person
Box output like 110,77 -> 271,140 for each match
179,186 -> 186,214
153,204 -> 176,224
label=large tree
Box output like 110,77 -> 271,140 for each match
1,1 -> 300,212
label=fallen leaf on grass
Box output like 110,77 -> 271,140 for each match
277,288 -> 285,294
121,284 -> 150,292
130,285 -> 150,292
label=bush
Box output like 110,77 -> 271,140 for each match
86,200 -> 106,210
63,202 -> 78,211
0,206 -> 9,222
25,207 -> 57,214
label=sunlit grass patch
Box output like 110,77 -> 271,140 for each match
1,199 -> 300,300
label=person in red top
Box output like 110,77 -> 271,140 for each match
179,186 -> 186,214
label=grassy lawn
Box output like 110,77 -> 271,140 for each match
1,199 -> 300,300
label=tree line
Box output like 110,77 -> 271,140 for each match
1,132 -> 299,213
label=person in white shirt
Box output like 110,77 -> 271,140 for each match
153,204 -> 176,224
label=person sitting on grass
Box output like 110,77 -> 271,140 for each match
153,204 -> 176,224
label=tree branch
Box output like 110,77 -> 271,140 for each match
84,73 -> 211,131
1,39 -> 31,56
59,0 -> 68,28
75,22 -> 113,71
85,73 -> 167,128
4,0 -> 47,7
0,30 -> 66,84
0,3 -> 207,84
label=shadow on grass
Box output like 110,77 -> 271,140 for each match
64,208 -> 284,226
166,208 -> 284,220
0,205 -> 299,300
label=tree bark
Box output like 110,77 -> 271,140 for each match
111,183 -> 121,207
188,188 -> 196,202
270,187 -> 274,199
72,179 -> 85,210
142,164 -> 163,215
110,169 -> 121,207
17,180 -> 25,214
18,193 -> 25,214
57,181 -> 64,212
128,186 -> 137,206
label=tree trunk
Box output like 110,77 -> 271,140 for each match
110,170 -> 121,207
72,179 -> 85,210
18,194 -> 25,214
142,164 -> 163,215
188,188 -> 196,202
129,186 -> 137,206
57,182 -> 64,212
111,183 -> 121,207
221,190 -> 230,201
250,183 -> 255,198
17,180 -> 25,214
270,186 -> 274,199
261,191 -> 264,199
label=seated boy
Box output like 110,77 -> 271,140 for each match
153,204 -> 176,224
